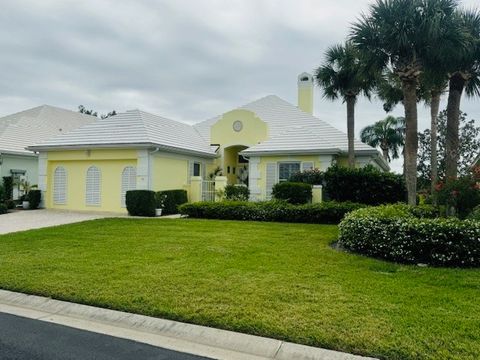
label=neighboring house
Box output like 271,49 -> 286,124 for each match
0,105 -> 96,198
28,73 -> 388,213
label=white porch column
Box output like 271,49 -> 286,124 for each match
136,150 -> 150,190
318,155 -> 333,171
248,156 -> 261,201
38,152 -> 47,208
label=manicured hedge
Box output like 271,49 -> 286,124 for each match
323,165 -> 406,205
126,190 -> 156,217
0,204 -> 7,215
272,182 -> 312,204
178,201 -> 365,224
28,190 -> 42,210
156,190 -> 188,215
224,185 -> 250,201
289,168 -> 324,185
338,204 -> 480,267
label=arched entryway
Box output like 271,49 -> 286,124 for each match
223,145 -> 249,185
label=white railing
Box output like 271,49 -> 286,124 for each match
202,180 -> 215,202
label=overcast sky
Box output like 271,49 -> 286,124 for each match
1,0 -> 479,172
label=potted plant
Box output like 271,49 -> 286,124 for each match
18,180 -> 37,209
155,193 -> 167,216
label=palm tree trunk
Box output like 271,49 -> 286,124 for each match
430,90 -> 441,205
402,79 -> 418,206
346,96 -> 356,168
445,72 -> 466,182
381,147 -> 389,162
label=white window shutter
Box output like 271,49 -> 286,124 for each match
121,166 -> 137,207
188,161 -> 194,183
53,166 -> 67,205
265,162 -> 277,200
85,166 -> 101,206
302,162 -> 314,171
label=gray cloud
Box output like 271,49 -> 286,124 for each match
1,0 -> 479,172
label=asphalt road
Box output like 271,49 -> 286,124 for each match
0,312 -> 211,360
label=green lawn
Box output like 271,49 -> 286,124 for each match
0,218 -> 478,359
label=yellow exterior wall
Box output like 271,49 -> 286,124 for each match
151,155 -> 189,191
210,109 -> 268,147
255,155 -> 322,200
47,159 -> 136,213
211,109 -> 268,184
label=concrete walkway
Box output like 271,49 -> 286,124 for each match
0,290 -> 376,360
0,209 -> 116,235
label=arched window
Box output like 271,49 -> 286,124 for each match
121,166 -> 136,207
53,166 -> 67,205
86,166 -> 101,206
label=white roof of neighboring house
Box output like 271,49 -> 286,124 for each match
195,94 -> 379,155
29,109 -> 217,157
0,105 -> 97,156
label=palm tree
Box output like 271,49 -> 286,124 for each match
351,0 -> 462,205
420,70 -> 448,202
315,41 -> 374,168
360,116 -> 404,162
445,9 -> 480,181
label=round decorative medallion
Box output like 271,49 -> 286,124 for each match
233,120 -> 243,132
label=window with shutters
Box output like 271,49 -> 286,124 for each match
121,166 -> 137,207
53,166 -> 67,205
85,166 -> 101,206
278,162 -> 301,182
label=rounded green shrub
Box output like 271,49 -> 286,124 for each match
126,190 -> 156,217
272,182 -> 312,204
224,185 -> 250,201
0,203 -> 7,215
28,190 -> 42,210
156,190 -> 188,215
338,204 -> 480,267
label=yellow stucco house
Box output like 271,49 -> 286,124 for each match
28,73 -> 388,213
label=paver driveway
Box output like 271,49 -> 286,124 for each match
0,210 -> 117,235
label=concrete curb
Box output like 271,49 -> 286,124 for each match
0,289 -> 376,360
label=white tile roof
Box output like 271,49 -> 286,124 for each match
194,95 -> 377,155
29,109 -> 217,157
0,105 -> 97,155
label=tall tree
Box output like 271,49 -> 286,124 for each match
360,116 -> 405,162
78,105 -> 117,119
420,70 -> 448,202
445,10 -> 480,181
351,0 -> 462,205
417,110 -> 480,188
315,41 -> 373,168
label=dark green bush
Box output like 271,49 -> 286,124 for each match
324,165 -> 406,205
156,189 -> 188,215
435,175 -> 480,218
272,182 -> 312,204
289,168 -> 324,185
0,203 -> 7,215
338,204 -> 480,268
2,176 -> 13,200
179,201 -> 365,224
126,190 -> 156,217
224,185 -> 250,201
4,199 -> 15,210
0,185 -> 4,202
27,190 -> 42,210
